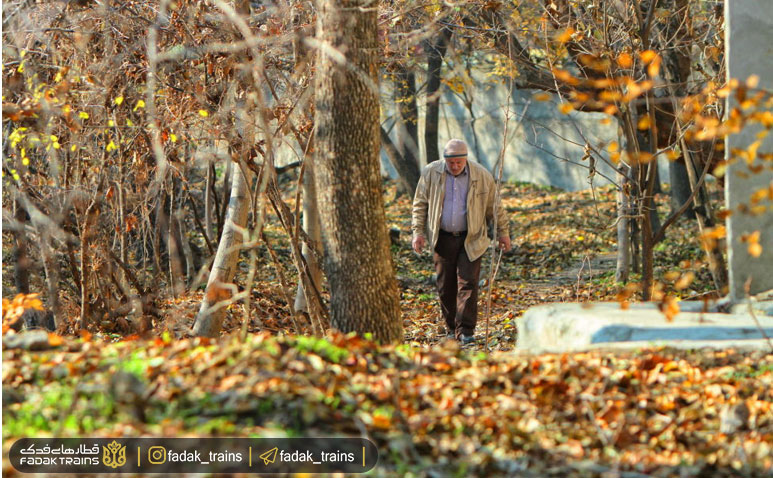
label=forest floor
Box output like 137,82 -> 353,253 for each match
3,181 -> 772,477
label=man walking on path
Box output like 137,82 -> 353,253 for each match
411,139 -> 511,345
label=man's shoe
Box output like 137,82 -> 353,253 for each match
459,334 -> 475,346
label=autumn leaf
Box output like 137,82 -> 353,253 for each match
554,27 -> 575,44
616,52 -> 633,68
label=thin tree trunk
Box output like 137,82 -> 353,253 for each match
616,167 -> 630,283
315,0 -> 402,342
217,159 -> 233,240
394,67 -> 421,188
681,136 -> 728,293
294,162 -> 323,314
205,162 -> 216,243
380,126 -> 418,196
168,185 -> 185,297
38,233 -> 61,329
193,162 -> 254,337
13,201 -> 31,294
424,28 -> 450,165
669,159 -> 695,219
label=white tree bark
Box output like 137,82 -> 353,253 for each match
294,163 -> 323,313
192,162 -> 253,337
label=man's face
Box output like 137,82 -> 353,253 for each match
446,156 -> 467,176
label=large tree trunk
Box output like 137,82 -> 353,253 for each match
424,29 -> 450,164
193,162 -> 253,337
314,0 -> 402,342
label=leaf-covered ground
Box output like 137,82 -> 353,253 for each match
3,333 -> 772,477
5,181 -> 771,477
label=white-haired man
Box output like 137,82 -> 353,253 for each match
411,139 -> 511,345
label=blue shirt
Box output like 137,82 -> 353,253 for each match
440,164 -> 469,232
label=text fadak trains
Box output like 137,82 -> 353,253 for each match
280,450 -> 355,462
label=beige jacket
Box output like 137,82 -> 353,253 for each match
411,159 -> 509,262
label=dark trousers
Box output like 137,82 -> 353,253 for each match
434,231 -> 482,337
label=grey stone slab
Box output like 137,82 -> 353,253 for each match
725,0 -> 773,301
516,302 -> 773,353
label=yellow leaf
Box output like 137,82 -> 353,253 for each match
198,109 -> 209,117
79,111 -> 89,120
746,75 -> 760,88
133,100 -> 145,111
533,92 -> 552,102
637,115 -> 652,130
607,141 -> 619,153
558,103 -> 574,115
749,242 -> 763,258
114,96 -> 124,105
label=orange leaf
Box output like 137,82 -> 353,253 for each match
639,50 -> 658,64
558,103 -> 574,115
48,333 -> 64,347
616,53 -> 633,68
372,414 -> 392,429
555,27 -> 575,43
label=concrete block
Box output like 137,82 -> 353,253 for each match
516,302 -> 773,353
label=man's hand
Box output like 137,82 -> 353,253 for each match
497,236 -> 511,252
412,235 -> 426,254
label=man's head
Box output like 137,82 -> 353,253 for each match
443,139 -> 468,176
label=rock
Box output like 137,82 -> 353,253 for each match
109,370 -> 148,422
2,386 -> 25,406
2,329 -> 59,351
720,402 -> 750,434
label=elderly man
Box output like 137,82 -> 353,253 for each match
411,139 -> 511,345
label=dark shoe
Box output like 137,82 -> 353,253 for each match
459,334 -> 475,346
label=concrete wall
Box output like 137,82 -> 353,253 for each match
380,67 -> 670,192
725,0 -> 773,300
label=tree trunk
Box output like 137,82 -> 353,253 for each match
394,67 -> 421,188
380,126 -> 418,196
193,162 -> 253,337
424,29 -> 450,164
315,0 -> 402,342
669,159 -> 696,219
13,201 -> 31,294
168,185 -> 186,297
294,162 -> 323,314
205,162 -> 216,243
681,137 -> 728,293
615,167 -> 630,283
